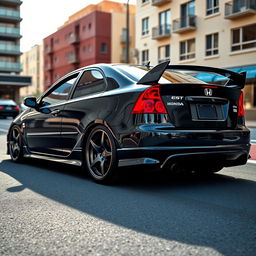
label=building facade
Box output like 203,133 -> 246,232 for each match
0,0 -> 31,103
43,0 -> 135,91
136,0 -> 256,119
20,44 -> 43,98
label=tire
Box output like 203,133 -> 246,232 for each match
85,125 -> 118,184
8,125 -> 24,162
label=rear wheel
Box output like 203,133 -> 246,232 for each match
85,125 -> 118,184
9,126 -> 24,162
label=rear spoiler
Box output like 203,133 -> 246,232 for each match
137,61 -> 246,88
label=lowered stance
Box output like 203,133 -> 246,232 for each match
7,61 -> 250,183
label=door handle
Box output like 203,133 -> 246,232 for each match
51,109 -> 61,116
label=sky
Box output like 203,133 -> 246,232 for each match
20,0 -> 136,52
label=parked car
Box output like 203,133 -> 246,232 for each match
7,61 -> 250,184
0,99 -> 20,119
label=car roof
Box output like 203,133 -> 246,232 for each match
0,99 -> 17,105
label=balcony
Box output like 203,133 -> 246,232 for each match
173,15 -> 197,33
0,44 -> 20,55
0,26 -> 21,38
152,0 -> 171,6
45,63 -> 53,71
0,61 -> 22,72
0,8 -> 22,22
120,34 -> 131,44
152,24 -> 171,40
69,35 -> 79,44
0,0 -> 22,6
68,55 -> 79,64
225,0 -> 256,19
45,46 -> 53,55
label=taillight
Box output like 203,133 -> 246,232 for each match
238,92 -> 244,117
14,106 -> 20,110
0,106 -> 3,110
132,85 -> 167,114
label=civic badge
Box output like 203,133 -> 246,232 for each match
204,88 -> 213,96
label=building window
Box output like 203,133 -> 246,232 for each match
142,17 -> 149,36
180,39 -> 195,61
159,9 -> 171,35
206,33 -> 218,56
88,23 -> 92,30
101,43 -> 107,54
142,0 -> 149,3
158,45 -> 170,63
82,46 -> 86,53
142,49 -> 149,65
54,56 -> 59,63
231,24 -> 256,52
206,0 -> 219,15
88,45 -> 92,52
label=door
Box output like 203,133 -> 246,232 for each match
60,69 -> 107,155
24,74 -> 78,156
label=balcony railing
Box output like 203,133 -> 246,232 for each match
45,63 -> 53,71
69,35 -> 79,44
0,61 -> 22,72
0,26 -> 21,37
152,0 -> 172,6
225,0 -> 256,19
152,24 -> 171,39
0,0 -> 22,6
0,8 -> 21,21
68,55 -> 79,64
45,46 -> 53,55
0,44 -> 20,54
173,15 -> 197,33
120,34 -> 131,44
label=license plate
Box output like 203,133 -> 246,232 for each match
5,107 -> 12,110
197,104 -> 217,120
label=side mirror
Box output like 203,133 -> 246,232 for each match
24,97 -> 37,108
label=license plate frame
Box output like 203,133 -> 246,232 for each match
196,104 -> 218,120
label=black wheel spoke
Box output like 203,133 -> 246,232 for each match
90,139 -> 101,153
100,160 -> 105,175
90,156 -> 100,168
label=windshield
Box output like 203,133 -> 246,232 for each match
116,66 -> 206,84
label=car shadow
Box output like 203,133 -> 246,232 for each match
1,158 -> 256,255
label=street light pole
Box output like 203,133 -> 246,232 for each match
126,0 -> 130,63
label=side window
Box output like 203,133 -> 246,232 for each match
43,75 -> 78,105
72,70 -> 105,99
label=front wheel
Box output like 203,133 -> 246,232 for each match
85,125 -> 118,184
9,125 -> 24,162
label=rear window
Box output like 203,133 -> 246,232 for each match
116,66 -> 206,84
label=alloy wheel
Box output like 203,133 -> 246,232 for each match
9,126 -> 23,162
86,126 -> 117,183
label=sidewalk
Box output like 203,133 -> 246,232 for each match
246,120 -> 256,128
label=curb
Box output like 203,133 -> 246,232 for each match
247,160 -> 256,165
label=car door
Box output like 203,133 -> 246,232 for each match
60,69 -> 107,155
24,73 -> 79,156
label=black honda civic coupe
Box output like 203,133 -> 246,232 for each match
7,61 -> 250,184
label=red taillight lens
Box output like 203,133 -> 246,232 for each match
132,85 -> 167,114
14,106 -> 20,110
0,106 -> 3,110
238,92 -> 244,117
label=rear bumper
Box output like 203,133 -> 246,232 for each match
117,126 -> 250,168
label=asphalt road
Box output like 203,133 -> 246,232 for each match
0,119 -> 256,256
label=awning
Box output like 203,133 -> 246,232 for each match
195,65 -> 256,82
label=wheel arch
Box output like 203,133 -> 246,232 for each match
81,120 -> 120,149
